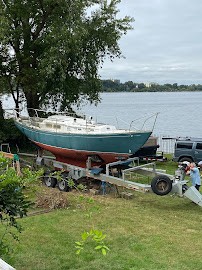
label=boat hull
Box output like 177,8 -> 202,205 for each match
32,140 -> 130,167
15,121 -> 152,167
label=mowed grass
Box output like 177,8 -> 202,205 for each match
4,193 -> 202,269
3,158 -> 202,270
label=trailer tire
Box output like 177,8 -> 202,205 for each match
58,179 -> 70,192
58,173 -> 70,192
151,175 -> 172,196
44,173 -> 57,188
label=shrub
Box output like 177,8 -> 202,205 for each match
0,118 -> 34,151
0,154 -> 42,255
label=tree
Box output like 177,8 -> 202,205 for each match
0,100 -> 3,120
137,83 -> 145,89
125,80 -> 134,91
0,0 -> 133,113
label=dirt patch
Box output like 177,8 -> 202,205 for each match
35,188 -> 69,209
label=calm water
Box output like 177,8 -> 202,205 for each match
78,92 -> 202,138
2,91 -> 202,138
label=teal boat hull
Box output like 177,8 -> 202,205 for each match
15,121 -> 152,167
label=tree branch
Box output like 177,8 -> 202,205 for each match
32,2 -> 59,41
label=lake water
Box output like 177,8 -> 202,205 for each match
2,91 -> 202,138
78,91 -> 202,138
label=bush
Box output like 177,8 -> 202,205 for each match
0,118 -> 34,151
0,154 -> 42,255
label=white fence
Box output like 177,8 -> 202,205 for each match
155,135 -> 177,154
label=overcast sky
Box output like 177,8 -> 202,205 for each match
99,0 -> 202,85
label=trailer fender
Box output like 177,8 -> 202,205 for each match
151,175 -> 172,196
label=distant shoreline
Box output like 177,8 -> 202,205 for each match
101,90 -> 202,93
101,80 -> 202,92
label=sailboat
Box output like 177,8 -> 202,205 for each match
14,110 -> 154,167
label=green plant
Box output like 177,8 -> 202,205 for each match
0,119 -> 30,148
75,195 -> 110,256
48,170 -> 87,192
41,170 -> 110,255
0,154 -> 42,255
75,229 -> 110,256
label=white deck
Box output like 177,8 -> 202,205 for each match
17,114 -> 145,135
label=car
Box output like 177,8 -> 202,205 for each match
173,137 -> 202,164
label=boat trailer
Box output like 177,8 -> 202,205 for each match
16,151 -> 202,207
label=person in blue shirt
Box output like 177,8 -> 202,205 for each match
188,162 -> 201,191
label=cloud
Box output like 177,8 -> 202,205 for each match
100,0 -> 202,84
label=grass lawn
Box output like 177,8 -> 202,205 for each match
2,158 -> 202,270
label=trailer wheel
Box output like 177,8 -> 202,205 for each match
58,173 -> 70,192
58,179 -> 70,192
151,175 -> 172,196
44,173 -> 57,188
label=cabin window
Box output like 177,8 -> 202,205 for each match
46,123 -> 52,128
53,124 -> 61,129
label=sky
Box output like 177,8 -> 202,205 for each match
99,0 -> 202,85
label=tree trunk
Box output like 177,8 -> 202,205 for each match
24,90 -> 40,116
0,100 -> 4,121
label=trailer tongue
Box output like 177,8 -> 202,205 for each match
183,187 -> 202,206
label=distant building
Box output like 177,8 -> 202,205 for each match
144,82 -> 158,87
109,79 -> 120,84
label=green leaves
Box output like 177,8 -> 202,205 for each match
75,229 -> 110,256
0,153 -> 42,255
96,245 -> 110,256
0,0 -> 133,112
75,191 -> 109,255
